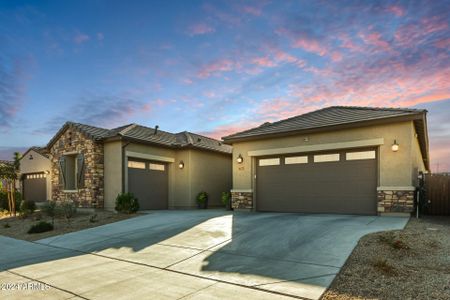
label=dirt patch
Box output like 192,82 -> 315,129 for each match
322,216 -> 450,300
0,210 -> 140,241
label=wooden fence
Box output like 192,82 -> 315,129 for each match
425,173 -> 450,215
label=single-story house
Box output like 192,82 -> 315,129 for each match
19,147 -> 52,202
222,106 -> 429,215
24,122 -> 232,210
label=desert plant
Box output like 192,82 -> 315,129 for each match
20,200 -> 36,217
61,202 -> 77,223
3,222 -> 10,228
42,201 -> 57,225
27,221 -> 54,234
196,191 -> 208,209
372,258 -> 397,275
221,191 -> 231,207
115,193 -> 139,214
89,214 -> 98,223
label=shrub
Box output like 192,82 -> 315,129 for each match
89,214 -> 98,223
3,222 -> 10,228
27,221 -> 54,234
61,202 -> 77,223
115,193 -> 139,214
221,191 -> 231,206
42,201 -> 57,225
20,200 -> 36,214
196,191 -> 208,209
372,258 -> 397,275
0,191 -> 22,211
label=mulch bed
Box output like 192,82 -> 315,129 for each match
322,216 -> 450,300
0,210 -> 139,241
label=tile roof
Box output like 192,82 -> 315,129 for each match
0,160 -> 13,166
223,106 -> 426,141
47,122 -> 231,154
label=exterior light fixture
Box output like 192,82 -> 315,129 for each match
391,140 -> 399,152
236,154 -> 243,164
45,170 -> 50,175
29,154 -> 33,160
178,161 -> 184,169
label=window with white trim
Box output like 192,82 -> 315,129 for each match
313,153 -> 340,163
149,163 -> 165,171
285,156 -> 308,164
259,158 -> 280,166
346,151 -> 376,160
128,161 -> 146,169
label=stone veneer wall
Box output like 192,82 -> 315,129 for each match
50,129 -> 104,208
231,191 -> 253,209
377,190 -> 415,213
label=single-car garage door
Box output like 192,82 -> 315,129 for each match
128,159 -> 168,210
23,173 -> 47,202
256,148 -> 377,215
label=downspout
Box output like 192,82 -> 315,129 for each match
121,141 -> 131,193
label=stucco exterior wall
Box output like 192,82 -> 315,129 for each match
231,121 -> 419,191
104,140 -> 122,210
189,150 -> 232,207
410,125 -> 426,187
19,150 -> 52,200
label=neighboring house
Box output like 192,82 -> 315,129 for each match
19,147 -> 52,202
223,106 -> 429,215
45,122 -> 232,210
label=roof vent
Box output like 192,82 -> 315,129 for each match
197,138 -> 201,142
154,125 -> 159,135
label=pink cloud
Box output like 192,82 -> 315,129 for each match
395,16 -> 448,47
435,38 -> 450,48
73,32 -> 90,44
252,56 -> 277,67
359,31 -> 391,51
330,51 -> 343,62
197,59 -> 235,78
187,23 -> 215,36
292,37 -> 327,56
386,5 -> 405,17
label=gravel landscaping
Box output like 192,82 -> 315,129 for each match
0,210 -> 139,241
322,216 -> 450,300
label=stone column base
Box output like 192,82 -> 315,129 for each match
231,190 -> 253,210
377,189 -> 415,214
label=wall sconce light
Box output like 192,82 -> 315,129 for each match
45,170 -> 50,175
236,154 -> 243,164
178,161 -> 184,169
29,154 -> 33,160
391,140 -> 399,152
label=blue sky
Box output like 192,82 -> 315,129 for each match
0,0 -> 449,171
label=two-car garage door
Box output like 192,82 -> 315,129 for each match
256,148 -> 377,215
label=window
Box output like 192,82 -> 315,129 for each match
149,163 -> 165,171
314,153 -> 340,163
59,153 -> 85,190
259,158 -> 280,166
346,151 -> 376,160
128,161 -> 146,169
285,156 -> 308,165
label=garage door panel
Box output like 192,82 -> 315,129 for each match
23,174 -> 47,202
256,149 -> 377,215
128,160 -> 168,210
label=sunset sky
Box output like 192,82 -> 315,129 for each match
0,0 -> 449,171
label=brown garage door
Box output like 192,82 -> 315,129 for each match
256,148 -> 377,215
23,173 -> 47,202
128,159 -> 168,210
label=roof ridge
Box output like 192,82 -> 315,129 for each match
183,131 -> 194,144
118,123 -> 137,136
185,131 -> 224,142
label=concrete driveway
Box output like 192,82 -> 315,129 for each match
0,210 -> 408,299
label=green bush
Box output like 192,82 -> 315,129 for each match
61,202 -> 77,221
42,201 -> 57,225
20,200 -> 36,214
115,193 -> 139,214
27,221 -> 54,234
196,191 -> 208,209
0,191 -> 22,210
221,192 -> 231,206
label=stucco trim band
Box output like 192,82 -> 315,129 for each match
231,189 -> 253,193
377,186 -> 416,191
247,138 -> 385,157
125,151 -> 175,163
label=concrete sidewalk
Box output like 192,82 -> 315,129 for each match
0,211 -> 409,299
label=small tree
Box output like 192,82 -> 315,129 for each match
0,162 -> 18,216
